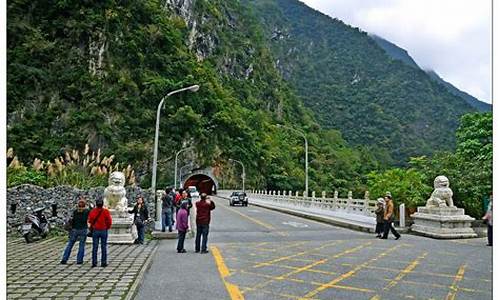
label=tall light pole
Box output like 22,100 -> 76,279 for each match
276,124 -> 308,196
151,84 -> 199,231
174,146 -> 195,189
229,158 -> 245,193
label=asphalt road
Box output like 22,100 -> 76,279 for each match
135,196 -> 492,300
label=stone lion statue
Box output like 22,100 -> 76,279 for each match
426,175 -> 455,208
104,171 -> 128,215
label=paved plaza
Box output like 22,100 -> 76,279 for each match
6,236 -> 157,299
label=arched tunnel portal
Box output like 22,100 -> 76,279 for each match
183,173 -> 218,195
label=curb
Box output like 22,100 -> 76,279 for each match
124,240 -> 160,300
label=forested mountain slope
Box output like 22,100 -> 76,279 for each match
247,0 -> 479,163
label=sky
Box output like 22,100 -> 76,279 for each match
301,0 -> 492,104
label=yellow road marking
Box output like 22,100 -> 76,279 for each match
244,241 -> 372,294
302,243 -> 403,298
383,251 -> 428,290
370,296 -> 381,300
446,264 -> 467,300
211,246 -> 244,300
218,201 -> 288,236
253,240 -> 343,268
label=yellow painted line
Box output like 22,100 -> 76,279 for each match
219,202 -> 288,236
446,264 -> 467,300
211,246 -> 244,300
370,296 -> 381,300
383,251 -> 428,290
253,240 -> 342,268
302,243 -> 403,298
244,241 -> 372,294
380,278 -> 479,294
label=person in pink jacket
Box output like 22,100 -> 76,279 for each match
176,201 -> 189,253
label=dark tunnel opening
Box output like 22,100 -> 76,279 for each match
183,174 -> 217,195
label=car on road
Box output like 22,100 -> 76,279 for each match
187,186 -> 200,199
230,192 -> 248,206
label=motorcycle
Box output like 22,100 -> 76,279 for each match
22,206 -> 50,243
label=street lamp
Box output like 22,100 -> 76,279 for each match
276,124 -> 309,196
174,146 -> 195,189
229,158 -> 246,193
151,84 -> 199,230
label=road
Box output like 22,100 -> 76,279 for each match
135,196 -> 492,300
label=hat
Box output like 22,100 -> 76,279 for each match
385,192 -> 392,198
377,198 -> 385,204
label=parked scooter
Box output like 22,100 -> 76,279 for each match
22,206 -> 50,243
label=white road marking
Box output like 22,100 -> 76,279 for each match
282,221 -> 309,228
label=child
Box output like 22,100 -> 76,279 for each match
176,201 -> 189,253
375,198 -> 385,238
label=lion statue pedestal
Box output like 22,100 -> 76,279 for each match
103,171 -> 137,244
410,176 -> 476,239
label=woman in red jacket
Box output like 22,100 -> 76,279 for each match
88,197 -> 112,267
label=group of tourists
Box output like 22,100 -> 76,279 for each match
61,194 -> 150,266
163,188 -> 216,254
374,192 -> 401,240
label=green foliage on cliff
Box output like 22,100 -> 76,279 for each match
246,0 -> 478,163
7,0 -> 386,192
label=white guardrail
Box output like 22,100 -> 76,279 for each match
219,190 -> 378,217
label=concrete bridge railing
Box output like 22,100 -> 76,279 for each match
219,189 -> 378,217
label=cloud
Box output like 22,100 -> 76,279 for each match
301,0 -> 492,103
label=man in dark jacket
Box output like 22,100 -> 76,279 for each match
161,187 -> 174,232
381,192 -> 401,240
195,193 -> 216,254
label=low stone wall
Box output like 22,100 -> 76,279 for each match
7,184 -> 155,234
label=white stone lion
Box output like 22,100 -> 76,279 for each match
104,171 -> 128,215
426,175 -> 455,208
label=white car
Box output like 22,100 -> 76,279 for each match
187,186 -> 200,199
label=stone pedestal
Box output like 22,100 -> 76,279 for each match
106,210 -> 137,244
411,207 -> 477,239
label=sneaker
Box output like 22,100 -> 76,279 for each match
162,229 -> 166,232
395,236 -> 401,240
60,261 -> 67,265
201,250 -> 209,254
101,263 -> 108,267
76,262 -> 83,265
195,250 -> 200,253
376,235 -> 381,238
91,264 -> 97,268
379,237 -> 387,239
180,249 -> 187,253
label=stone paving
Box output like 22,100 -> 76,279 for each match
7,236 -> 157,299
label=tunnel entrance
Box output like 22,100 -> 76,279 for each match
183,174 -> 217,195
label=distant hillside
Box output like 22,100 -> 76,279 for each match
425,70 -> 492,112
370,35 -> 491,112
247,0 -> 479,163
370,34 -> 420,69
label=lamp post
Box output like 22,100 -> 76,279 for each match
151,84 -> 199,231
229,158 -> 245,193
174,146 -> 195,189
276,124 -> 308,196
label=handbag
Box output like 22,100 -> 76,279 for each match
63,217 -> 73,232
88,208 -> 104,237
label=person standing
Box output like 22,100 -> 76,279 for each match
180,190 -> 193,215
482,193 -> 493,246
88,197 -> 112,267
61,196 -> 90,265
161,187 -> 174,232
195,193 -> 216,254
374,198 -> 385,238
176,201 -> 189,253
381,192 -> 400,240
129,195 -> 149,244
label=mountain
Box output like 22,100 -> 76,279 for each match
369,34 -> 420,69
246,0 -> 480,163
7,0 -> 383,193
370,34 -> 491,112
